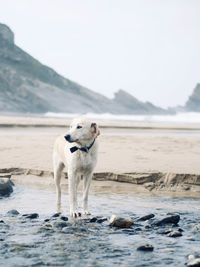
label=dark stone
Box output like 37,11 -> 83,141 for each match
90,217 -> 97,223
167,230 -> 182,237
157,229 -> 172,235
23,213 -> 39,219
6,209 -> 20,216
44,219 -> 50,222
60,216 -> 68,221
153,215 -> 180,226
138,214 -> 155,221
52,213 -> 61,218
0,238 -> 4,241
0,178 -> 14,196
97,217 -> 107,223
137,244 -> 154,252
0,220 -> 5,223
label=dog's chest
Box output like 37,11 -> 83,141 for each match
72,151 -> 97,173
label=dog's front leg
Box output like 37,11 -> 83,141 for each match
82,173 -> 92,215
68,171 -> 79,218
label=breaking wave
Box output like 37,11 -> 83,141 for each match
44,112 -> 200,124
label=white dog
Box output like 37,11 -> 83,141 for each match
53,117 -> 100,217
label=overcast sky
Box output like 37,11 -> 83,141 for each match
0,0 -> 200,108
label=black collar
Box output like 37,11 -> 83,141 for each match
70,139 -> 96,153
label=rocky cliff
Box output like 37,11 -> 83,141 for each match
185,83 -> 200,112
0,23 -> 167,114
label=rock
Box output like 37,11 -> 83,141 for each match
167,230 -> 182,237
138,214 -> 155,221
90,217 -> 97,223
51,213 -> 61,218
97,217 -> 107,223
0,220 -> 5,223
109,215 -> 133,228
187,257 -> 200,267
137,244 -> 154,252
22,213 -> 39,219
0,178 -> 14,196
60,216 -> 68,222
185,83 -> 200,112
89,216 -> 107,223
0,23 -> 14,44
157,229 -> 172,235
51,221 -> 69,230
153,215 -> 180,226
6,209 -> 20,216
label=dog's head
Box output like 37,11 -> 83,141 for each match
65,117 -> 100,144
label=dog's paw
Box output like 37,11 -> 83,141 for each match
83,210 -> 91,215
70,211 -> 80,218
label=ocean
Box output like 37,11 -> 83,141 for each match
44,111 -> 200,124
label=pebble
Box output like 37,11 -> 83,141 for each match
22,213 -> 39,219
90,217 -> 97,223
167,230 -> 182,237
109,215 -> 133,228
153,215 -> 180,226
6,209 -> 20,216
157,229 -> 172,235
89,216 -> 107,223
97,217 -> 107,223
60,216 -> 68,222
51,213 -> 61,218
0,178 -> 13,196
138,214 -> 155,221
137,244 -> 154,252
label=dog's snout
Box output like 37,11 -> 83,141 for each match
64,134 -> 71,142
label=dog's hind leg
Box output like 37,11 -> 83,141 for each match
82,173 -> 92,215
53,154 -> 64,211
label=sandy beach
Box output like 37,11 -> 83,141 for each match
0,115 -> 200,175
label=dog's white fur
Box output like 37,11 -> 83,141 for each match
53,117 -> 100,217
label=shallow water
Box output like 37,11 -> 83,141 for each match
0,183 -> 200,266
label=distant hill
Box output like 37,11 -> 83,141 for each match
0,23 -> 168,114
185,83 -> 200,112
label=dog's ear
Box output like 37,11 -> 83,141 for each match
91,122 -> 100,137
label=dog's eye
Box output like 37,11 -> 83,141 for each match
77,125 -> 82,129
